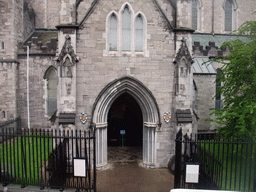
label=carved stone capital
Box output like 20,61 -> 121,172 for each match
57,35 -> 78,65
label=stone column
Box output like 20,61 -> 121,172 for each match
56,0 -> 78,120
56,25 -> 79,126
173,32 -> 195,135
60,0 -> 76,25
95,122 -> 108,170
143,122 -> 157,168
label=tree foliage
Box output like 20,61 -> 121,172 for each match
211,18 -> 256,138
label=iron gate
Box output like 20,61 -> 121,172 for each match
174,130 -> 220,190
0,122 -> 96,191
174,129 -> 256,191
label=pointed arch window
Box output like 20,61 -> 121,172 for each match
109,13 -> 117,51
135,14 -> 143,51
44,67 -> 57,116
192,0 -> 198,30
105,4 -> 148,56
224,0 -> 233,31
216,69 -> 223,109
1,110 -> 6,119
0,41 -> 5,52
122,6 -> 131,51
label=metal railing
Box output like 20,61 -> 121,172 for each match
174,129 -> 256,192
0,118 -> 21,143
0,127 -> 96,191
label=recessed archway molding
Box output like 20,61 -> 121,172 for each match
92,76 -> 160,125
91,76 -> 161,169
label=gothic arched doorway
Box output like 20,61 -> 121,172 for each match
92,77 -> 160,169
108,93 -> 143,147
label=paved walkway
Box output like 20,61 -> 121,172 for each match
108,146 -> 142,163
0,163 -> 174,192
97,162 -> 174,192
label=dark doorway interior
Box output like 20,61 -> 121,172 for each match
107,93 -> 143,147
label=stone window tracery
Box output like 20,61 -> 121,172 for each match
104,3 -> 149,57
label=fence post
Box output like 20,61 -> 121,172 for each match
254,145 -> 256,191
174,129 -> 182,188
93,124 -> 97,192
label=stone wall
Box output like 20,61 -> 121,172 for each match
177,0 -> 191,29
0,0 -> 36,123
0,0 -> 36,60
177,0 -> 256,33
27,0 -> 60,29
47,0 -> 60,28
193,74 -> 215,131
60,0 -> 76,25
23,1 -> 35,39
213,0 -> 256,34
76,0 -> 95,24
75,0 -> 179,167
0,0 -> 15,59
27,0 -> 256,32
0,61 -> 18,122
18,55 -> 57,129
26,0 -> 46,28
13,0 -> 24,60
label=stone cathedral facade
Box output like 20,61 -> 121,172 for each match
0,0 -> 255,168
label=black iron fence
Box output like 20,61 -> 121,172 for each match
174,129 -> 256,192
0,118 -> 21,143
0,123 -> 96,191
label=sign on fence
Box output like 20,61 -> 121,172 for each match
174,129 -> 256,191
74,158 -> 86,177
185,164 -> 199,183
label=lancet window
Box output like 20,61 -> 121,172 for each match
105,3 -> 148,56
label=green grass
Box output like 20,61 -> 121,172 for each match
199,141 -> 256,191
0,134 -> 52,185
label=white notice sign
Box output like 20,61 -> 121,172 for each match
185,164 -> 200,183
74,159 -> 86,177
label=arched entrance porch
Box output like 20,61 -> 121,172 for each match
108,92 -> 143,147
91,77 -> 160,169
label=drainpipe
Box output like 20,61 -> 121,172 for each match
174,0 -> 177,50
211,0 -> 215,35
27,46 -> 31,138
